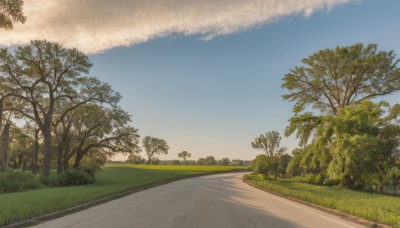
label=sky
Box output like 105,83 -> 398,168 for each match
2,0 -> 400,161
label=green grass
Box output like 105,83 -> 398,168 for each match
244,174 -> 400,227
0,164 -> 247,226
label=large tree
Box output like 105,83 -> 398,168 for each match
0,0 -> 26,30
282,43 -> 400,189
142,136 -> 169,165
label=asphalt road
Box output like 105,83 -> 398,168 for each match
33,172 -> 363,228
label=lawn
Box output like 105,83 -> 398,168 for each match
0,164 -> 247,226
244,174 -> 400,227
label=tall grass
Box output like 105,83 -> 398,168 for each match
0,164 -> 246,226
244,174 -> 400,227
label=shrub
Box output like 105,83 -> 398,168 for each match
306,174 -> 317,184
0,171 -> 42,193
79,161 -> 102,178
41,170 -> 95,187
315,172 -> 326,185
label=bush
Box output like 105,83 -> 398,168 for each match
79,161 -> 102,178
306,174 -> 317,184
41,170 -> 95,187
0,171 -> 42,193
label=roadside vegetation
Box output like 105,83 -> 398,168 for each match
244,174 -> 400,227
0,164 -> 247,226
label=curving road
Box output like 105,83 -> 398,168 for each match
34,173 -> 363,228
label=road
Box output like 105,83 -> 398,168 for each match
34,172 -> 363,228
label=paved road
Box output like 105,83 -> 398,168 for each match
34,173 -> 363,228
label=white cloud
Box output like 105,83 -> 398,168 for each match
0,0 -> 358,53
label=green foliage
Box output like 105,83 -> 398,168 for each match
143,136 -> 169,164
178,151 -> 191,162
56,170 -> 95,187
0,171 -> 41,193
219,158 -> 230,166
251,131 -> 287,179
0,0 -> 26,30
79,161 -> 102,178
282,43 -> 400,190
126,154 -> 146,164
251,131 -> 286,157
282,43 -> 400,115
278,154 -> 291,177
204,156 -> 216,165
327,101 -> 384,188
244,174 -> 400,227
41,170 -> 95,187
251,154 -> 269,174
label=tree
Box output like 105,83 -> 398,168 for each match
282,43 -> 400,116
219,158 -> 230,166
178,151 -> 191,164
204,156 -> 216,165
282,43 -> 400,190
278,154 -> 292,178
142,136 -> 169,165
126,154 -> 145,164
197,158 -> 206,165
251,131 -> 287,179
0,0 -> 26,30
251,154 -> 270,175
386,167 -> 400,196
251,131 -> 285,157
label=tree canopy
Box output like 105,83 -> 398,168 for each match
142,136 -> 169,164
0,0 -> 26,30
282,43 -> 400,115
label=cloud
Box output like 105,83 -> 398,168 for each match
0,0 -> 358,53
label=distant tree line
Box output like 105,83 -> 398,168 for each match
126,153 -> 249,166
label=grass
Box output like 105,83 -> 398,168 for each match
244,174 -> 400,227
0,164 -> 247,226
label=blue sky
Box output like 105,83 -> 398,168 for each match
4,0 -> 400,161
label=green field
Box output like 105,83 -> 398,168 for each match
0,164 -> 247,226
244,174 -> 400,227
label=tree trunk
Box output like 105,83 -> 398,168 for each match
0,99 -> 4,172
73,151 -> 84,169
0,122 -> 10,172
147,155 -> 151,165
42,122 -> 52,176
22,158 -> 26,173
56,139 -> 63,173
32,129 -> 39,174
63,139 -> 70,172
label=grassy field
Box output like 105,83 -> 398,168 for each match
244,174 -> 400,227
0,164 -> 247,226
